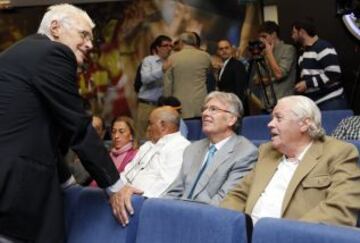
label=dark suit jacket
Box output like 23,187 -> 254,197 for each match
218,58 -> 248,104
0,34 -> 119,242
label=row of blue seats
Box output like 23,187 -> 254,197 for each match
64,186 -> 360,243
184,109 -> 354,141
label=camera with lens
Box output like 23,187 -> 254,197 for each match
248,39 -> 266,58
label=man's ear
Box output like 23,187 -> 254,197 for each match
300,117 -> 311,133
49,20 -> 61,39
228,115 -> 237,128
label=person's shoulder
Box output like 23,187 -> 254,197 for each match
315,38 -> 335,50
232,135 -> 259,152
142,54 -> 158,62
321,136 -> 358,153
175,132 -> 191,146
280,41 -> 296,52
185,138 -> 207,150
230,58 -> 246,67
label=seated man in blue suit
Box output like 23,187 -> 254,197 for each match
164,91 -> 258,205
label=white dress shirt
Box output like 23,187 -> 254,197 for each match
121,131 -> 190,197
251,143 -> 312,224
218,58 -> 230,80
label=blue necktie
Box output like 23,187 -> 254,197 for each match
187,145 -> 217,199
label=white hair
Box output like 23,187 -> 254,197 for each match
280,95 -> 325,140
37,4 -> 94,38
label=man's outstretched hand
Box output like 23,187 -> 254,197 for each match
109,185 -> 144,226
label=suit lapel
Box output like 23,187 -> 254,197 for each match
281,141 -> 322,214
192,135 -> 235,197
187,140 -> 209,186
220,58 -> 233,81
246,148 -> 282,212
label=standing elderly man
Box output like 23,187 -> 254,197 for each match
221,95 -> 360,227
0,4 -> 125,243
113,106 -> 190,226
165,91 -> 258,205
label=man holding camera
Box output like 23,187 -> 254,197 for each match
251,21 -> 296,111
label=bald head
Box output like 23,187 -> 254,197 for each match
147,106 -> 180,143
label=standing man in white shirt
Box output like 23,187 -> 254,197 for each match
136,35 -> 172,141
113,106 -> 190,225
221,95 -> 360,227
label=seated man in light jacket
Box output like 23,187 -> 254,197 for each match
221,95 -> 360,227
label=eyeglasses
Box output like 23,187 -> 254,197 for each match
78,30 -> 93,42
201,105 -> 234,115
160,43 -> 173,48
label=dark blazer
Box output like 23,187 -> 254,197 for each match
218,58 -> 248,104
0,34 -> 119,242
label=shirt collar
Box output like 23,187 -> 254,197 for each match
210,135 -> 232,151
283,142 -> 313,163
156,131 -> 182,146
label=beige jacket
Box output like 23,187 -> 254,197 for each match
221,137 -> 360,227
164,47 -> 211,119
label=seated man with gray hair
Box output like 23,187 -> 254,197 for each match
165,91 -> 258,205
221,95 -> 360,227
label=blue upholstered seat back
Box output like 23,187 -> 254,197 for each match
136,198 -> 251,243
65,187 -> 145,243
252,218 -> 360,243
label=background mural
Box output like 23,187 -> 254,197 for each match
0,0 -> 261,123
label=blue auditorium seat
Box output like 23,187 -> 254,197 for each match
252,218 -> 360,243
321,109 -> 353,134
65,187 -> 145,243
184,119 -> 206,141
63,185 -> 84,237
241,114 -> 271,141
136,198 -> 251,243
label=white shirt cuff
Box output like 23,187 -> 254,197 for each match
61,175 -> 77,190
105,178 -> 124,196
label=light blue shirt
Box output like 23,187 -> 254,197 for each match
138,54 -> 164,102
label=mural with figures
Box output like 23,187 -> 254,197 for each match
0,0 -> 261,123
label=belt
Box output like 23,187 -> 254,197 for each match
138,98 -> 158,106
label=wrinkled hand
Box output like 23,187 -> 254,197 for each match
109,185 -> 143,227
294,81 -> 307,93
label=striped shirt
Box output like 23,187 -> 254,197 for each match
298,39 -> 343,104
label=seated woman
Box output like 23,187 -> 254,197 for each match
109,116 -> 138,172
90,116 -> 138,186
